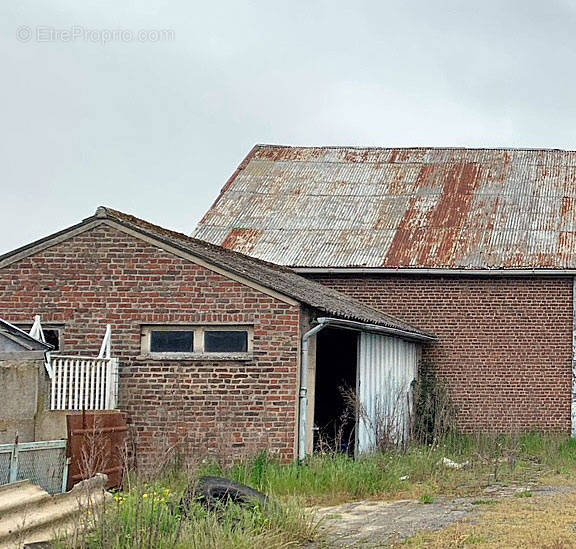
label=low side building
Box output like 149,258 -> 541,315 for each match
0,319 -> 51,443
0,208 -> 431,467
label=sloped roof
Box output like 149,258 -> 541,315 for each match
0,208 -> 432,341
194,145 -> 576,270
0,318 -> 52,351
97,208 -> 430,339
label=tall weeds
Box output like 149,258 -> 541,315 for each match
58,432 -> 576,548
59,476 -> 319,549
411,361 -> 457,446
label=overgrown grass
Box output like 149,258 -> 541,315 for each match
61,478 -> 319,549
61,433 -> 576,548
200,433 -> 576,505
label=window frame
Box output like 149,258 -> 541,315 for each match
141,325 -> 253,359
16,324 -> 63,352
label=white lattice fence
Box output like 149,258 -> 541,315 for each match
50,356 -> 119,411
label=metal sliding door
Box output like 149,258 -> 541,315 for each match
356,333 -> 419,455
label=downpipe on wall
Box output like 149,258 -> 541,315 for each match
298,319 -> 329,462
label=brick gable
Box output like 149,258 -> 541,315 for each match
0,224 -> 301,467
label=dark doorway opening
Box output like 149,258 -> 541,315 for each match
314,327 -> 358,455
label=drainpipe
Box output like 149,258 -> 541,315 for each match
298,319 -> 329,461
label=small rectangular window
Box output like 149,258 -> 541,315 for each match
150,330 -> 194,353
141,325 -> 253,359
204,330 -> 248,353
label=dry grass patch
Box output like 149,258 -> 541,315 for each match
401,491 -> 576,548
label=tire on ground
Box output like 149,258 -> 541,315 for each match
180,476 -> 269,516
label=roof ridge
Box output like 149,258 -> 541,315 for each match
253,144 -> 576,153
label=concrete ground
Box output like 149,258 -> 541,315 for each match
309,485 -> 574,548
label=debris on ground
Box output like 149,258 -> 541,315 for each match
438,457 -> 470,469
0,474 -> 110,549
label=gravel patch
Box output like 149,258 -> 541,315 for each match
308,485 -> 576,547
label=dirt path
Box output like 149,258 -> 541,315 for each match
310,485 -> 574,548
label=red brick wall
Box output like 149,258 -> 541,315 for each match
0,225 -> 301,468
309,274 -> 573,433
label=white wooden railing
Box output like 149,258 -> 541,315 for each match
50,356 -> 119,411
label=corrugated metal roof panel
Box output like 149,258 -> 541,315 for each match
194,145 -> 576,269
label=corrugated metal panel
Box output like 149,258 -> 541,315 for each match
194,145 -> 576,269
356,333 -> 418,454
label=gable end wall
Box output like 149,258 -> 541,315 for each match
0,225 -> 301,468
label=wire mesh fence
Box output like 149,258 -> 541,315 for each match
0,451 -> 10,486
0,440 -> 68,494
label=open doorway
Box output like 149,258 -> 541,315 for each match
313,327 -> 358,455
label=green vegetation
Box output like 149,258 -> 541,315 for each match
199,433 -> 576,505
418,493 -> 435,504
62,479 -> 318,549
61,433 -> 576,548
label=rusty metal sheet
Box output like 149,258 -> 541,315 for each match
194,146 -> 576,269
66,411 -> 127,490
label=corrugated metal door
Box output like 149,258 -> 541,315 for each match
356,333 -> 419,455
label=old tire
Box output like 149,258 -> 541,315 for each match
180,476 -> 269,515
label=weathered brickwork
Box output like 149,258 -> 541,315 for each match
310,274 -> 573,433
0,225 -> 301,468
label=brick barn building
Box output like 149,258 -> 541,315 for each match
195,145 -> 576,436
0,207 -> 431,467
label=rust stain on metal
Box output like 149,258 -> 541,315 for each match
431,163 -> 481,226
383,163 -> 481,266
222,228 -> 263,254
255,146 -> 324,162
561,196 -> 574,220
194,146 -> 576,269
388,149 -> 400,164
342,149 -> 372,163
67,411 -> 128,490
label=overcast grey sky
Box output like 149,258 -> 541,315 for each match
2,0 -> 576,253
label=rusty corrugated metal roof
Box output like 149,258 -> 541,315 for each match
194,145 -> 576,270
